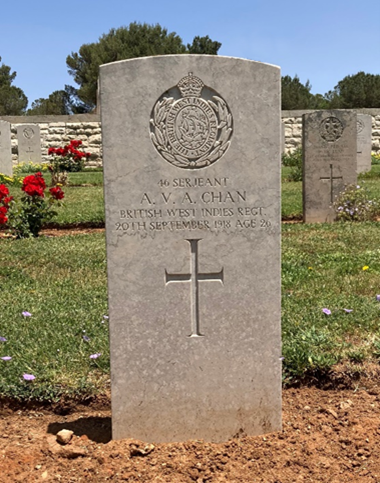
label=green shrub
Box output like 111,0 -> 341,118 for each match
0,173 -> 23,187
334,184 -> 379,221
283,148 -> 303,182
13,162 -> 49,175
371,152 -> 380,165
282,147 -> 302,167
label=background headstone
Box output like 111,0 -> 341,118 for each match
0,120 -> 12,176
303,110 -> 357,223
357,114 -> 372,173
16,124 -> 42,164
281,122 -> 285,155
100,55 -> 282,443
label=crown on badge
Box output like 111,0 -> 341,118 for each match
177,72 -> 204,97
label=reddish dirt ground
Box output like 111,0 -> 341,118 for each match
1,384 -> 380,482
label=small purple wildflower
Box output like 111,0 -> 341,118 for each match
22,311 -> 32,317
90,353 -> 101,359
0,337 -> 7,342
103,315 -> 109,319
1,356 -> 11,361
376,295 -> 380,302
82,335 -> 90,342
322,308 -> 332,315
23,374 -> 35,381
279,356 -> 285,361
343,309 -> 353,313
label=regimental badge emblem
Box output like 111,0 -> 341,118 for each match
357,118 -> 364,134
23,127 -> 35,140
150,72 -> 233,169
319,117 -> 344,142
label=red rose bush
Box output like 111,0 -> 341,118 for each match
0,185 -> 13,225
0,172 -> 64,238
48,139 -> 91,185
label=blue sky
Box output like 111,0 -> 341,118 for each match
1,0 -> 379,107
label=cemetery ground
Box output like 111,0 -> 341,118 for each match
1,169 -> 380,481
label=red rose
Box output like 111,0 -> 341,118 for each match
2,196 -> 13,207
49,186 -> 64,200
55,147 -> 65,156
22,173 -> 46,197
23,184 -> 44,197
0,184 -> 9,201
0,205 -> 8,224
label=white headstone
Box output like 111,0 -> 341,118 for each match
100,55 -> 282,443
0,120 -> 12,175
16,124 -> 41,164
303,110 -> 357,223
357,114 -> 372,173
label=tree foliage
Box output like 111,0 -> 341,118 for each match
27,86 -> 88,115
281,75 -> 327,110
187,35 -> 221,55
66,22 -> 222,109
326,72 -> 380,108
0,57 -> 28,115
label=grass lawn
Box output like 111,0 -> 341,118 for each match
53,186 -> 105,225
0,234 -> 108,400
0,167 -> 379,400
282,222 -> 380,382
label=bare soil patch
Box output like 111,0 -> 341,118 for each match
1,384 -> 380,482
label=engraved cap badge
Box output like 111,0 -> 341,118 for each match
357,118 -> 364,134
23,127 -> 35,140
319,116 -> 344,142
150,73 -> 233,169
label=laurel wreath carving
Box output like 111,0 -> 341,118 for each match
150,96 -> 233,169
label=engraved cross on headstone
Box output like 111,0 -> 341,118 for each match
320,163 -> 343,203
165,239 -> 224,338
26,146 -> 34,161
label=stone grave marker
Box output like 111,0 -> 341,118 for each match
357,113 -> 372,173
100,55 -> 282,442
303,110 -> 357,223
16,124 -> 41,164
0,120 -> 12,176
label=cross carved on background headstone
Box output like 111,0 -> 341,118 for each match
320,163 -> 343,203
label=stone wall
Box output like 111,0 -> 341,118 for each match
282,108 -> 380,155
0,114 -> 102,167
3,109 -> 380,167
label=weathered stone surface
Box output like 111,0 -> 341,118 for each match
88,134 -> 102,144
0,120 -> 12,175
100,55 -> 282,443
303,110 -> 357,223
357,114 -> 372,173
16,124 -> 42,164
